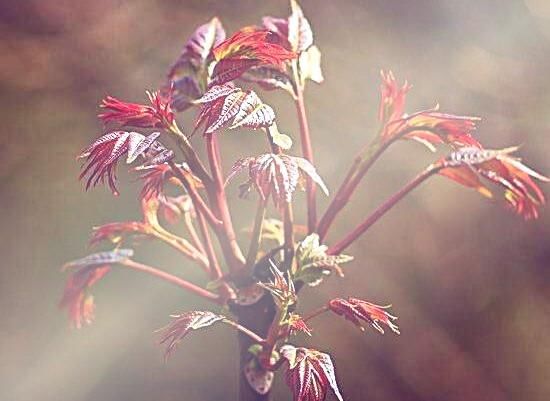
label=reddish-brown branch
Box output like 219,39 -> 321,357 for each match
222,319 -> 266,344
168,121 -> 213,189
183,212 -> 206,257
168,160 -> 222,228
317,138 -> 387,241
205,133 -> 245,272
294,89 -> 317,233
328,164 -> 440,255
119,259 -> 221,303
301,305 -> 330,323
196,209 -> 223,280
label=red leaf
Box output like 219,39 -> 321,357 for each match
328,297 -> 400,335
211,58 -> 260,86
281,345 -> 344,401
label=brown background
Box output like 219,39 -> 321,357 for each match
1,1 -> 549,400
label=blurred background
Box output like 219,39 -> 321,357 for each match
1,1 -> 549,400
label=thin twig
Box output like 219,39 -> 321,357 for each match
292,60 -> 317,232
196,209 -> 223,280
168,160 -> 222,228
245,199 -> 267,270
328,164 -> 441,255
205,133 -> 246,272
119,259 -> 221,303
222,319 -> 266,344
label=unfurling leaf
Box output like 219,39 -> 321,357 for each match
168,17 -> 226,78
328,297 -> 400,335
169,76 -> 201,111
281,345 -> 344,401
298,45 -> 323,85
268,122 -> 293,150
295,234 -> 352,286
257,261 -> 297,307
186,17 -> 226,63
295,158 -> 329,196
288,0 -> 314,53
159,311 -> 225,359
439,146 -> 549,219
287,313 -> 312,336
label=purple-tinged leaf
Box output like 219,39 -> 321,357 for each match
126,132 -> 161,164
170,76 -> 201,111
230,91 -> 275,129
280,345 -> 344,401
186,17 -> 226,62
262,16 -> 290,47
205,90 -> 248,133
159,311 -> 225,359
226,157 -> 254,185
288,0 -> 313,53
196,82 -> 239,104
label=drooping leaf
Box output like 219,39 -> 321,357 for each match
159,311 -> 225,358
281,345 -> 344,401
226,157 -> 254,186
294,157 -> 329,196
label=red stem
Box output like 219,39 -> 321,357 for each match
295,89 -> 317,233
205,133 -> 245,272
328,165 -> 439,255
301,305 -> 330,323
222,319 -> 265,344
183,212 -> 206,257
168,161 -> 222,228
196,210 -> 223,280
317,139 -> 387,241
119,259 -> 221,303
